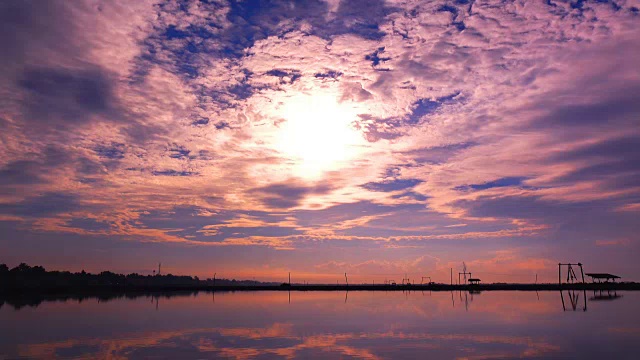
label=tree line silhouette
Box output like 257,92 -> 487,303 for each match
0,263 -> 275,292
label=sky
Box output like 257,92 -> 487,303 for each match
0,0 -> 639,284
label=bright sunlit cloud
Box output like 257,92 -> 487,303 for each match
271,93 -> 367,179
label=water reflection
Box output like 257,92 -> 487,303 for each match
1,291 -> 639,359
451,290 -> 480,311
590,290 -> 623,301
560,290 -> 588,312
0,291 -> 200,310
10,326 -> 565,359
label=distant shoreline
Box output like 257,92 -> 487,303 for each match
3,263 -> 638,295
3,282 -> 640,295
3,283 -> 637,310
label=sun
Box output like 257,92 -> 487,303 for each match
273,93 -> 366,178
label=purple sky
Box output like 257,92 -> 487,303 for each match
1,0 -> 639,283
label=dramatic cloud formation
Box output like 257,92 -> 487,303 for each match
1,0 -> 639,282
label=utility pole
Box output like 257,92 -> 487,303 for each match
450,268 -> 453,285
288,272 -> 291,285
213,273 -> 216,287
158,262 -> 161,276
345,273 -> 348,286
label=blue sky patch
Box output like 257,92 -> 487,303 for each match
152,170 -> 198,176
455,177 -> 529,191
362,178 -> 423,192
94,143 -> 125,159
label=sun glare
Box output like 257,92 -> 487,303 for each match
274,94 -> 366,178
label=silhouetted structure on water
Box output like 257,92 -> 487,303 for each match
585,273 -> 621,283
558,263 -> 585,284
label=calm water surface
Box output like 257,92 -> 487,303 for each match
1,290 -> 639,359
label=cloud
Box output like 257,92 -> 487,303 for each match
596,238 -> 631,247
0,1 -> 80,69
18,67 -> 122,127
315,254 -> 440,276
1,0 -> 639,277
616,203 -> 640,212
250,180 -> 334,209
465,249 -> 555,273
220,224 -> 548,249
0,193 -> 84,218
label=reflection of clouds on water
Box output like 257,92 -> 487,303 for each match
609,327 -> 640,335
3,291 -> 640,359
16,324 -> 560,360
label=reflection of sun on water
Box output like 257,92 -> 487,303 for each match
274,94 -> 365,178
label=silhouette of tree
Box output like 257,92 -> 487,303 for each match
12,263 -> 33,273
0,263 -> 278,292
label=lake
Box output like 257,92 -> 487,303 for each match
1,290 -> 639,359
